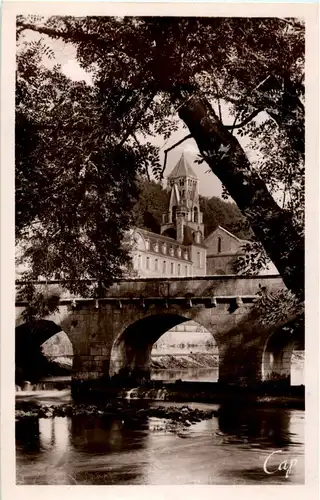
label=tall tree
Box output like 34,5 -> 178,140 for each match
16,16 -> 305,300
16,40 -> 144,298
132,179 -> 169,234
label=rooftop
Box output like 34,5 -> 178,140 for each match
168,153 -> 198,180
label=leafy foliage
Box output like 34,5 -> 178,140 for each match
16,16 -> 305,303
132,179 -> 252,240
199,195 -> 252,239
16,41 -> 141,301
254,285 -> 304,326
132,179 -> 169,234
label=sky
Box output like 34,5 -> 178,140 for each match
18,25 -> 260,200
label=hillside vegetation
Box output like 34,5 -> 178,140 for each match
133,178 -> 252,239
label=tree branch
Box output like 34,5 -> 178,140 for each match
278,18 -> 305,30
161,134 -> 192,178
16,21 -> 112,48
225,108 -> 263,130
132,133 -> 150,181
116,91 -> 156,150
176,93 -> 304,300
27,123 -> 95,132
224,75 -> 273,134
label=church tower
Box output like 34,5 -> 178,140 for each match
161,153 -> 205,244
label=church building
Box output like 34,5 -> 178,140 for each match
131,153 -> 207,278
131,152 -> 278,278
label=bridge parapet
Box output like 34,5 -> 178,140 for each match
15,275 -> 286,305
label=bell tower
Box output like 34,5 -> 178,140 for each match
160,153 -> 205,243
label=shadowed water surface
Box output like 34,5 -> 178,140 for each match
16,401 -> 304,485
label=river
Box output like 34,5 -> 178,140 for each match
151,365 -> 304,385
16,388 -> 304,485
16,362 -> 305,485
16,401 -> 304,485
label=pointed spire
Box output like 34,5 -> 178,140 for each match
168,153 -> 198,179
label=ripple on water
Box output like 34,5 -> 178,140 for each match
16,403 -> 304,485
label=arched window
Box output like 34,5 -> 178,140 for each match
217,236 -> 222,254
197,251 -> 201,268
193,206 -> 198,222
155,259 -> 158,271
172,206 -> 177,223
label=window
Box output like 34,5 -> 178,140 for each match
163,260 -> 166,274
185,266 -> 188,276
138,254 -> 142,268
217,237 -> 222,254
155,258 -> 158,271
193,206 -> 198,222
197,251 -> 201,268
146,257 -> 150,270
178,264 -> 181,276
171,262 -> 174,274
172,206 -> 177,223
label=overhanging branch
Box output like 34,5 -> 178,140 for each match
116,91 -> 156,150
161,134 -> 192,179
132,133 -> 150,181
225,108 -> 263,130
16,21 -> 113,48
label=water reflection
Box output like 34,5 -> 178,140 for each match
151,367 -> 218,382
151,365 -> 303,385
71,415 -> 148,454
16,417 -> 40,453
16,404 -> 304,485
218,406 -> 294,448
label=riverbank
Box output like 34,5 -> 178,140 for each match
151,350 -> 303,370
16,379 -> 305,415
151,352 -> 218,369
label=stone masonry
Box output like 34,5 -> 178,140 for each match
15,275 -> 303,387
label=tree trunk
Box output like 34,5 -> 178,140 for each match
177,93 -> 304,301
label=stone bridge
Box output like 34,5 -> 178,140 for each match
15,275 -> 304,389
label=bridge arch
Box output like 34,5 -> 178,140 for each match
15,319 -> 74,387
261,317 -> 304,386
109,313 -> 219,383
